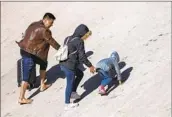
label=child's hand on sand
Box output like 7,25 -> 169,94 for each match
119,80 -> 122,85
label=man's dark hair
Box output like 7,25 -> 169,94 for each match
43,13 -> 56,20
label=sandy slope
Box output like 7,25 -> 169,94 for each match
1,2 -> 171,117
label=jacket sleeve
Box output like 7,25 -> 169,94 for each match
112,59 -> 122,81
43,29 -> 61,50
77,40 -> 92,68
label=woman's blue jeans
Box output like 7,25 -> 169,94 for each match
60,65 -> 83,104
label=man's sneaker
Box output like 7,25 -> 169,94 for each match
64,103 -> 79,111
98,85 -> 106,95
71,92 -> 81,99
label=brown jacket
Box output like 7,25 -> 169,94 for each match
16,20 -> 60,62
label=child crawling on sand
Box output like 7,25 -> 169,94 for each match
96,51 -> 122,95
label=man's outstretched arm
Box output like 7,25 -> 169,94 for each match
43,29 -> 61,50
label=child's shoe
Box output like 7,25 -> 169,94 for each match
98,85 -> 106,95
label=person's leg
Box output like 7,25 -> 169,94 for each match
33,55 -> 50,91
39,70 -> 51,91
19,56 -> 34,104
97,69 -> 112,95
60,65 -> 79,110
72,69 -> 84,92
39,63 -> 51,92
71,69 -> 83,99
60,65 -> 75,104
99,69 -> 112,87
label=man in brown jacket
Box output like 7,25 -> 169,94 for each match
16,13 -> 60,104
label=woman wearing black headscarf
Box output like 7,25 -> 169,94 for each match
60,24 -> 95,110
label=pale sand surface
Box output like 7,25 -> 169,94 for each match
1,2 -> 171,117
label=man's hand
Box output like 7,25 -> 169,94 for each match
89,66 -> 96,74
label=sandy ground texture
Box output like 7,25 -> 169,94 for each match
1,2 -> 171,117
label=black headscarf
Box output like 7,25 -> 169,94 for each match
72,24 -> 89,38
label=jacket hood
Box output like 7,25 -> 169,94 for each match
72,24 -> 89,38
110,51 -> 120,62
